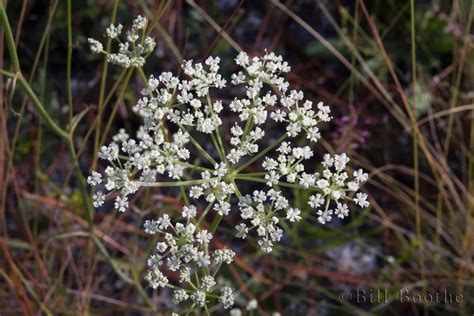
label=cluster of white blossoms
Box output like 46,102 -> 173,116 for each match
143,215 -> 235,309
88,15 -> 156,68
236,189 -> 298,253
87,17 -> 369,313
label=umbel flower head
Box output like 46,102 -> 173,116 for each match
88,15 -> 155,68
88,16 -> 369,313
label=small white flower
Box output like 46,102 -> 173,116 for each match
354,192 -> 370,208
157,214 -> 171,230
299,172 -> 316,188
106,23 -> 123,38
308,194 -> 324,208
236,223 -> 249,239
201,275 -> 216,292
132,15 -> 148,30
156,242 -> 168,252
335,203 -> 349,219
258,239 -> 273,253
189,186 -> 204,199
145,266 -> 168,288
265,171 -> 279,187
172,289 -> 189,304
196,230 -> 212,245
191,290 -> 206,307
87,38 -> 103,54
354,169 -> 369,183
317,209 -> 333,224
179,267 -> 191,283
347,181 -> 359,191
93,191 -> 105,208
235,51 -> 249,65
114,195 -> 128,212
182,205 -> 197,219
107,53 -> 131,68
227,148 -> 244,164
334,153 -> 350,171
246,299 -> 258,311
214,202 -> 231,216
213,248 -> 235,264
87,171 -> 103,186
286,208 -> 302,222
219,287 -> 234,309
230,308 -> 242,316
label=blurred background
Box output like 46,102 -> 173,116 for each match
0,0 -> 473,314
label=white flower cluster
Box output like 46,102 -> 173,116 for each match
189,163 -> 235,216
90,127 -> 190,210
262,141 -> 314,187
144,215 -> 235,309
308,153 -> 369,224
87,18 -> 370,313
88,15 -> 155,68
231,52 -> 327,147
236,189 -> 300,253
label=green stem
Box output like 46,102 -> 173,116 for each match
231,180 -> 242,198
66,0 -> 73,123
92,235 -> 132,284
137,65 -> 148,83
235,134 -> 287,173
179,162 -> 212,171
180,186 -> 190,206
234,174 -> 308,190
209,214 -> 222,234
0,2 -> 20,72
215,129 -> 228,164
0,69 -> 14,78
237,172 -> 266,177
92,0 -> 120,170
206,94 -> 228,165
177,123 -> 217,165
138,178 -> 211,188
211,132 -> 226,162
196,202 -> 214,227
